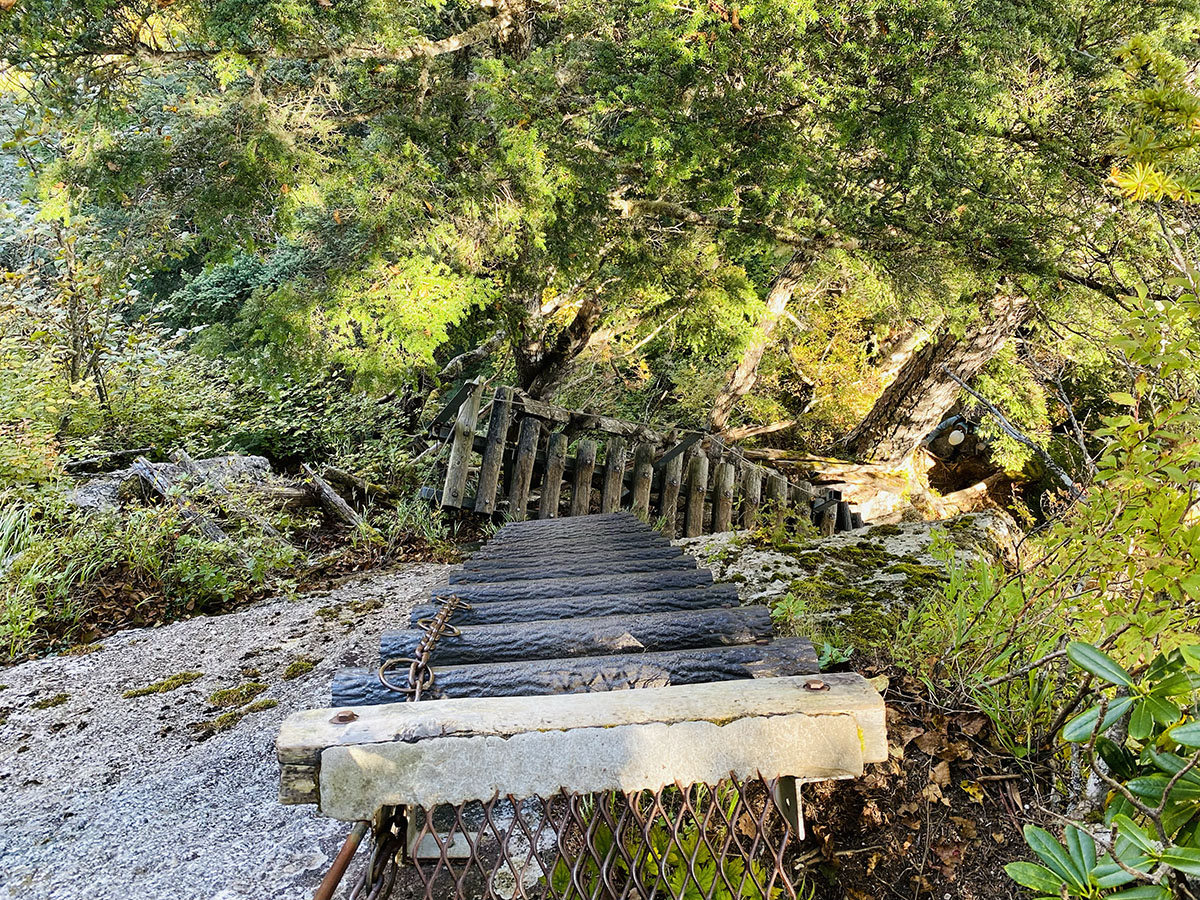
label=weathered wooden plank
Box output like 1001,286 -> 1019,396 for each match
819,494 -> 839,536
473,386 -> 513,515
765,472 -> 789,528
684,453 -> 710,538
448,555 -> 696,584
464,544 -> 681,570
172,449 -> 285,540
658,450 -> 685,537
569,439 -> 597,517
332,637 -> 820,705
713,461 -> 736,532
441,378 -> 485,509
653,432 -> 703,471
301,463 -> 363,528
507,417 -> 541,522
279,764 -> 319,805
600,437 -> 628,513
431,568 -> 712,603
539,431 -> 568,519
630,442 -> 655,518
408,585 -> 739,627
495,510 -> 635,532
741,467 -> 763,530
382,606 -> 773,666
427,381 -> 473,433
514,396 -> 669,444
836,500 -> 854,533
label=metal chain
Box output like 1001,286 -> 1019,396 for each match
377,594 -> 465,702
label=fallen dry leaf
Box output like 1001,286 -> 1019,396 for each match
931,759 -> 951,787
950,815 -> 978,839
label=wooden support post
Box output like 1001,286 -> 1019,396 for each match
600,437 -> 627,513
836,500 -> 854,532
819,489 -> 838,536
766,473 -> 789,529
508,417 -> 541,522
473,386 -> 513,514
741,467 -> 763,530
570,439 -> 597,517
630,443 -> 655,519
441,378 -> 485,509
539,432 -> 568,519
713,461 -> 736,532
659,450 -> 685,537
684,453 -> 710,538
301,463 -> 364,528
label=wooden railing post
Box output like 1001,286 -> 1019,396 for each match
600,437 -> 627,513
684,453 -> 710,538
441,378 -> 485,509
508,417 -> 542,521
630,443 -> 655,518
540,432 -> 568,519
713,462 -> 736,532
659,451 -> 684,537
474,386 -> 513,514
570,439 -> 597,517
741,467 -> 763,530
765,473 -> 788,529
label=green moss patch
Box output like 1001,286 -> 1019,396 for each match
32,692 -> 69,710
207,681 -> 268,708
192,699 -> 278,736
867,524 -> 903,537
282,658 -> 317,680
123,671 -> 204,698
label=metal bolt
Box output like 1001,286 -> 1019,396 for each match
804,679 -> 828,692
330,710 -> 359,724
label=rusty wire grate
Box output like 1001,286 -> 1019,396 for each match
402,775 -> 801,900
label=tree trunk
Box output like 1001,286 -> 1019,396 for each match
843,293 -> 1031,463
514,294 -> 603,399
709,250 -> 812,432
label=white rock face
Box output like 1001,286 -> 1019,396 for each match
0,564 -> 449,900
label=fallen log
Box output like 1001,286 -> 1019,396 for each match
65,446 -> 153,474
383,606 -> 773,665
332,637 -> 819,704
130,458 -> 244,563
321,466 -> 396,504
172,450 -> 284,541
447,554 -> 696,584
300,463 -> 363,528
430,568 -> 712,603
407,584 -> 739,626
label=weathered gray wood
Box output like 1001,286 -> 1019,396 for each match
741,467 -> 763,530
507,417 -> 541,521
569,439 -> 597,517
819,496 -> 838,536
132,457 -> 233,545
279,764 -> 319,805
658,450 -> 685,537
473,386 -> 513,515
472,536 -> 672,562
322,466 -> 395,503
464,544 -> 681,570
301,463 -> 363,527
448,555 -> 696,584
766,472 -> 789,528
539,432 -> 568,519
515,395 -> 669,444
172,449 -> 285,540
600,437 -> 628,513
382,606 -> 773,666
431,568 -> 712,603
836,500 -> 854,533
496,510 -> 635,532
441,378 -> 485,509
409,585 -> 739,627
684,453 -> 710,538
630,442 -> 655,519
334,637 -> 819,704
65,446 -> 153,474
713,461 -> 736,532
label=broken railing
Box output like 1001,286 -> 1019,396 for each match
421,379 -> 860,535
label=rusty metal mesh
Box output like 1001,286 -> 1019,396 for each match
402,776 -> 801,900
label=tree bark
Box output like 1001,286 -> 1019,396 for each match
709,250 -> 813,432
514,294 -> 603,399
843,293 -> 1031,463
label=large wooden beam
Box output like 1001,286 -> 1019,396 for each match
684,453 -> 710,537
569,439 -> 597,516
507,417 -> 541,521
539,432 -> 568,519
441,378 -> 485,509
331,637 -> 820,705
430,568 -> 712,603
447,555 -> 695,584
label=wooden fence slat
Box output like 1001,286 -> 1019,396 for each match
600,437 -> 627,513
508,417 -> 542,522
684,453 -> 710,538
766,472 -> 789,529
659,450 -> 685,537
713,461 -> 736,532
539,432 -> 568,519
570,439 -> 598,517
441,378 -> 485,509
473,386 -> 513,514
741,467 -> 763,530
630,443 -> 655,518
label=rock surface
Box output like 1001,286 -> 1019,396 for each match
67,454 -> 276,510
0,564 -> 449,900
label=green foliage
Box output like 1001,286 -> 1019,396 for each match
1007,644 -> 1200,900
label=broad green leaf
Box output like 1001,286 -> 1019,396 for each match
1004,861 -> 1063,893
1067,642 -> 1134,686
1023,825 -> 1087,887
1130,701 -> 1153,741
1107,887 -> 1172,899
1160,847 -> 1200,875
1064,697 -> 1135,742
1169,720 -> 1200,747
1113,815 -> 1158,854
1065,824 -> 1096,873
1092,859 -> 1140,888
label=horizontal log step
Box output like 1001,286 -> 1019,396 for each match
472,531 -> 672,555
408,585 -> 740,627
430,568 -> 713,603
464,544 -> 682,568
493,511 -> 636,533
447,555 -> 696,584
382,606 -> 772,666
332,637 -> 819,705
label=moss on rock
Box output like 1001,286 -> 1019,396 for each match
123,671 -> 204,699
